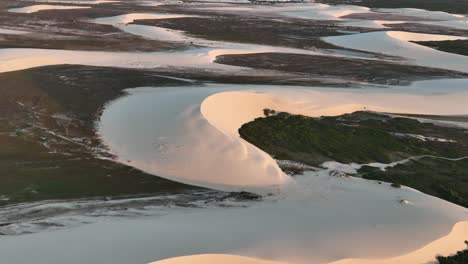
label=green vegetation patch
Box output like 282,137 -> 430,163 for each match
414,40 -> 468,57
359,157 -> 468,208
240,110 -> 468,208
0,134 -> 195,206
239,111 -> 468,166
0,65 -> 196,205
436,241 -> 468,264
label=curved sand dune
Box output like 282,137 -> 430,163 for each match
149,221 -> 468,264
98,87 -> 288,192
0,47 -> 279,74
386,31 -> 466,42
0,44 -> 322,74
377,8 -> 465,21
1,169 -> 465,264
0,28 -> 29,35
202,79 -> 468,139
2,12 -> 464,76
93,13 -> 192,25
99,79 -> 468,191
2,24 -> 463,75
1,5 -> 468,264
420,20 -> 468,30
0,12 -> 331,74
38,80 -> 459,264
340,20 -> 404,29
93,13 -> 197,42
324,31 -> 468,73
279,4 -> 369,20
150,254 -> 283,264
197,3 -> 369,21
8,4 -> 91,13
27,0 -> 118,4
328,221 -> 468,264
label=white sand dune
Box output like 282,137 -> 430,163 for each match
386,31 -> 466,42
98,81 -> 467,264
0,28 -> 29,35
149,221 -> 468,264
98,87 -> 288,192
118,24 -> 191,42
8,4 -> 91,13
1,172 -> 465,264
3,12 -> 461,76
324,31 -> 468,73
2,4 -> 468,264
24,0 -> 118,4
0,43 -> 323,74
197,3 -> 368,21
0,9 -> 329,74
98,79 -> 468,191
3,80 -> 467,264
340,6 -> 468,30
5,12 -> 464,76
279,4 -> 368,20
341,20 -> 405,29
90,12 -> 325,54
329,221 -> 468,264
93,13 -> 192,25
93,13 -> 196,41
202,79 -> 468,137
377,8 -> 465,21
150,254 -> 284,264
0,48 -> 261,74
420,19 -> 468,30
21,0 -> 118,3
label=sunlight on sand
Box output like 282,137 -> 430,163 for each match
148,221 -> 468,264
0,28 -> 29,35
24,0 -> 118,4
1,3 -> 468,264
386,31 -> 467,42
324,31 -> 468,73
8,4 -> 91,13
149,254 -> 284,264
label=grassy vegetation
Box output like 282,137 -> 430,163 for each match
240,111 -> 468,208
0,65 -> 197,205
316,0 -> 468,14
0,133 -> 196,206
239,111 -> 468,166
414,40 -> 468,57
359,157 -> 468,208
436,241 -> 468,264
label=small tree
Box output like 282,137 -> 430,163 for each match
263,108 -> 276,117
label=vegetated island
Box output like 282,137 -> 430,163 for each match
239,110 -> 468,208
